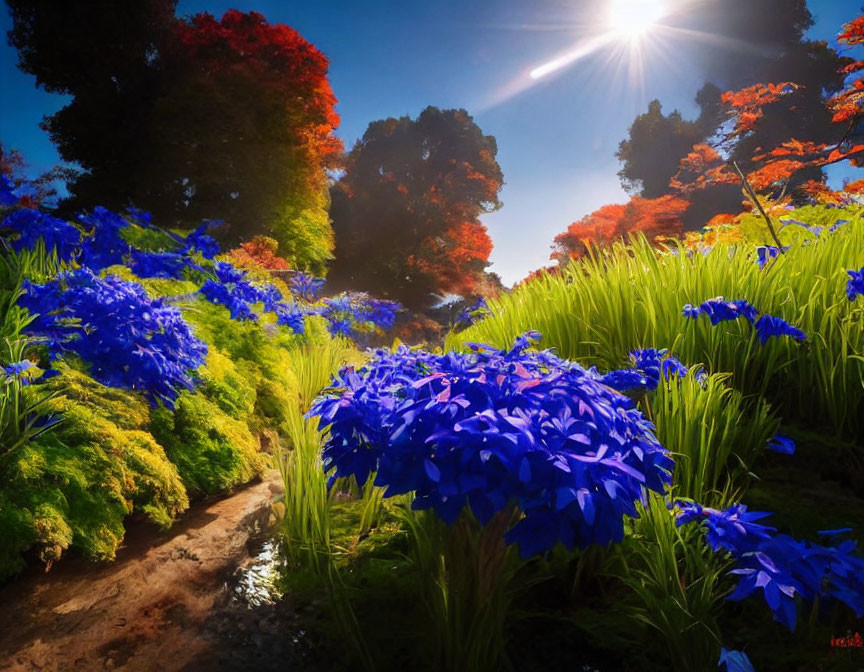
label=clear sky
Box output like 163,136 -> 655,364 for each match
1,0 -> 862,285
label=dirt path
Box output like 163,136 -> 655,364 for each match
0,471 -> 303,672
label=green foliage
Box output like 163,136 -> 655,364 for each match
0,239 -> 344,578
272,196 -> 334,276
119,223 -> 180,252
276,409 -> 331,572
0,366 -> 188,580
397,501 -> 520,672
649,372 -> 779,505
150,390 -> 263,496
609,493 -> 730,671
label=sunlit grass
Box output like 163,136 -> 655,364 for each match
451,220 -> 864,437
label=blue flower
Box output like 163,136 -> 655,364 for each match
19,269 -> 207,408
3,209 -> 81,262
755,245 -> 783,269
676,501 -> 864,631
753,315 -> 806,344
130,251 -> 191,279
198,262 -> 271,321
683,297 -> 759,325
326,316 -> 355,338
455,297 -> 490,329
598,368 -> 648,392
289,272 -> 325,302
78,206 -> 131,271
181,221 -> 221,259
274,303 -> 306,334
599,348 -> 699,393
828,219 -> 850,234
718,648 -> 756,672
3,360 -> 35,384
846,268 -> 864,301
767,434 -> 795,455
311,334 -> 673,559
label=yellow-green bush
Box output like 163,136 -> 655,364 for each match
150,391 -> 264,496
0,367 -> 188,579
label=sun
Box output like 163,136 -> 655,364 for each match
608,0 -> 666,38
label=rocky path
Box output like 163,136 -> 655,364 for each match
0,471 -> 304,672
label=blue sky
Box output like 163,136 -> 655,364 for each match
1,0 -> 862,284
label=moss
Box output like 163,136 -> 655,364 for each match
0,371 -> 189,579
119,223 -> 181,252
198,348 -> 258,421
150,391 -> 264,496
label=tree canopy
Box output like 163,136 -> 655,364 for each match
6,4 -> 341,272
615,0 -> 850,229
328,107 -> 503,310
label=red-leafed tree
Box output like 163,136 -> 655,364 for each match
671,13 -> 864,201
140,10 -> 342,272
551,195 -> 688,264
616,0 -> 850,229
329,107 -> 503,310
7,6 -> 340,272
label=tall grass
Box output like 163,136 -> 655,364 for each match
611,493 -> 730,671
399,499 -> 520,672
0,244 -> 60,457
277,335 -> 356,571
451,221 -> 864,437
276,408 -> 331,572
290,337 -> 355,410
648,372 -> 779,506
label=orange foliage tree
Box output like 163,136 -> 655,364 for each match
672,14 -> 864,201
329,107 -> 503,310
551,195 -> 689,264
225,236 -> 292,273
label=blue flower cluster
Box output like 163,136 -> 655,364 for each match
314,293 -> 401,339
197,262 -> 306,333
3,209 -> 81,262
684,297 -> 806,344
455,297 -> 490,329
19,269 -> 208,407
77,206 -> 132,271
310,333 -> 673,559
130,250 -> 198,279
1,360 -> 58,386
752,314 -> 806,344
289,272 -> 325,302
598,347 -> 698,393
847,268 -> 864,302
675,501 -> 864,630
178,221 -> 220,259
199,262 -> 266,321
683,298 -> 760,324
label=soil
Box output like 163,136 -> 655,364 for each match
0,471 -> 309,672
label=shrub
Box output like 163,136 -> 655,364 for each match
0,366 -> 188,579
20,268 -> 208,408
150,391 -> 264,495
